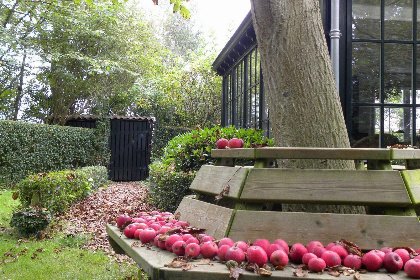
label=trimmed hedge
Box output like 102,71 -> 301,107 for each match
17,166 -> 109,215
152,125 -> 191,159
0,120 -> 100,186
148,126 -> 274,212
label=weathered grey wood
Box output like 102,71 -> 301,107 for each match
228,210 -> 420,250
240,169 -> 411,206
211,148 -> 255,159
401,170 -> 420,205
106,224 -> 174,279
189,165 -> 250,199
211,147 -> 420,160
107,224 -> 411,280
175,197 -> 234,239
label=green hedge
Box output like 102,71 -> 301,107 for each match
17,166 -> 109,214
0,120 -> 100,186
148,126 -> 274,212
152,126 -> 191,159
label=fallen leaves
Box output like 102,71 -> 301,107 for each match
55,182 -> 157,257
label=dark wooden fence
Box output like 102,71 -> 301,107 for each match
66,115 -> 153,181
109,117 -> 153,181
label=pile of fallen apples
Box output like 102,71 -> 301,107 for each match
116,211 -> 420,278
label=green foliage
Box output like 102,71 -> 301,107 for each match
163,126 -> 274,172
17,166 -> 109,215
148,162 -> 195,213
10,206 -> 51,237
148,126 -> 273,211
0,120 -> 101,186
152,126 -> 191,159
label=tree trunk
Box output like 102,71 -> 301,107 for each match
250,0 -> 365,214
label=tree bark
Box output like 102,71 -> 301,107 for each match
250,0 -> 365,213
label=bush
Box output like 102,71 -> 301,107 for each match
10,206 -> 51,237
0,120 -> 101,187
152,125 -> 191,159
17,166 -> 109,215
148,162 -> 195,213
148,126 -> 273,211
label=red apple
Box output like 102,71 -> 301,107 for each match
321,250 -> 341,267
185,243 -> 201,258
172,240 -> 186,256
267,243 -> 283,259
225,246 -> 245,263
246,246 -> 268,267
139,228 -> 156,244
218,237 -> 234,248
165,234 -> 183,252
117,214 -> 132,229
383,252 -> 403,273
405,259 -> 420,278
233,241 -> 249,252
308,257 -> 326,273
270,249 -> 289,267
253,239 -> 271,256
362,251 -> 383,272
201,242 -> 218,259
394,248 -> 410,265
182,234 -> 193,242
302,253 -> 317,265
289,243 -> 308,264
273,239 -> 289,254
186,237 -> 200,245
228,138 -> 242,148
216,138 -> 229,149
200,235 -> 215,244
217,244 -> 231,261
344,254 -> 362,270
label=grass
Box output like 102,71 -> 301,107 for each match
0,190 -> 143,280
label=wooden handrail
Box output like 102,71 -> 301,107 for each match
211,147 -> 420,160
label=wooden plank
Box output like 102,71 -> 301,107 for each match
240,169 -> 411,206
175,197 -> 234,239
211,148 -> 256,159
107,225 -> 410,280
106,224 -> 173,279
189,165 -> 250,199
228,210 -> 420,250
211,147 -> 420,161
401,170 -> 420,205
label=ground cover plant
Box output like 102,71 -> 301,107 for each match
0,182 -> 155,280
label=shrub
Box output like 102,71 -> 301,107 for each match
148,162 -> 195,213
148,126 -> 273,211
0,120 -> 101,187
10,206 -> 51,237
17,166 -> 109,215
152,125 -> 191,159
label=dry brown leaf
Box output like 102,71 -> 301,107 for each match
215,184 -> 230,202
328,270 -> 341,277
182,263 -> 192,271
12,191 -> 19,200
354,271 -> 361,280
274,265 -> 284,270
199,258 -> 211,264
293,267 -> 309,277
229,266 -> 243,280
258,268 -> 272,276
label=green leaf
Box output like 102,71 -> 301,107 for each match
173,3 -> 180,13
180,5 -> 190,19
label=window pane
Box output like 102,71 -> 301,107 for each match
416,108 -> 420,146
351,106 -> 381,147
384,107 -> 412,144
352,0 -> 381,39
352,42 -> 380,103
385,0 -> 413,41
384,43 -> 412,103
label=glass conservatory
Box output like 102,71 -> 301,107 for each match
212,0 -> 420,147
